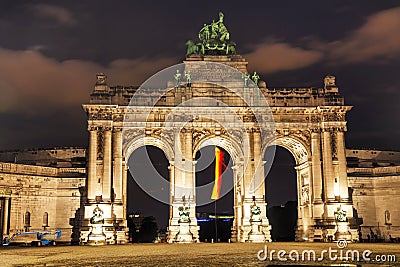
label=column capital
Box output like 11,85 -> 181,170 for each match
310,127 -> 321,134
322,127 -> 333,133
88,125 -> 99,131
113,127 -> 123,133
181,127 -> 193,134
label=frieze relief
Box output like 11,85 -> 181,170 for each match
112,112 -> 125,122
122,129 -> 145,146
242,114 -> 256,122
89,109 -> 113,121
310,115 -> 321,123
227,129 -> 244,144
331,131 -> 337,159
322,112 -> 345,122
97,128 -> 104,160
301,186 -> 310,205
292,130 -> 311,148
336,112 -> 345,121
301,173 -> 310,186
193,128 -> 213,145
266,130 -> 309,162
151,128 -> 162,137
0,186 -> 12,195
160,128 -> 176,148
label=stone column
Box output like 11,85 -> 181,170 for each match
311,130 -> 323,202
88,128 -> 98,199
122,163 -> 128,217
184,129 -> 194,200
102,128 -> 112,201
322,128 -> 335,200
2,197 -> 9,235
231,164 -> 241,241
184,130 -> 196,224
243,128 -> 254,198
169,161 -> 175,217
336,128 -> 349,199
113,129 -> 123,202
295,166 -> 304,239
172,130 -> 184,202
253,130 -> 264,197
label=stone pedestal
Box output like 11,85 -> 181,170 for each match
176,222 -> 194,243
87,224 -> 106,245
248,221 -> 265,243
334,221 -> 352,241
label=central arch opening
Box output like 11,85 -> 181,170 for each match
127,145 -> 170,242
195,145 -> 233,242
264,145 -> 298,241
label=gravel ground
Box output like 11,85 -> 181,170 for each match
1,242 -> 399,267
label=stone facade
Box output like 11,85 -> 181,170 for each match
0,148 -> 86,243
347,149 -> 400,241
78,54 -> 360,244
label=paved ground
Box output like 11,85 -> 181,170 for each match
1,242 -> 399,266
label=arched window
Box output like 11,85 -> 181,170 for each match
43,212 -> 49,227
24,211 -> 31,228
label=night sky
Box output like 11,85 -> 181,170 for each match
0,1 -> 399,150
1,1 -> 400,228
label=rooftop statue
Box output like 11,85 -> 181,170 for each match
252,72 -> 260,87
174,69 -> 181,88
186,12 -> 236,56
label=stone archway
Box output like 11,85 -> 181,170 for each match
265,136 -> 312,241
123,136 -> 174,163
192,135 -> 261,243
80,53 -> 359,244
125,144 -> 171,238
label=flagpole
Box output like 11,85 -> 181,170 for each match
214,199 -> 217,242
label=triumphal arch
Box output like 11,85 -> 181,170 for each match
80,13 -> 358,244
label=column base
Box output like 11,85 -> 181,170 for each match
334,221 -> 352,241
248,221 -> 267,243
81,227 -> 128,245
87,225 -> 106,245
80,202 -> 128,245
238,218 -> 271,242
176,222 -> 194,243
167,219 -> 199,243
309,218 -> 359,242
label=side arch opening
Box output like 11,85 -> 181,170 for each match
126,145 -> 170,243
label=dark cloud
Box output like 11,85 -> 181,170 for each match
244,42 -> 323,73
27,4 -> 77,26
244,6 -> 400,73
327,7 -> 400,63
0,47 -> 175,113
